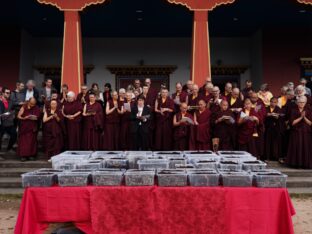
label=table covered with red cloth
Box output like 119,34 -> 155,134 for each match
15,186 -> 295,234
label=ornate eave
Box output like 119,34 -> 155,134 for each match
37,0 -> 106,11
106,65 -> 177,76
166,0 -> 236,11
211,65 -> 249,76
297,0 -> 312,5
33,65 -> 94,76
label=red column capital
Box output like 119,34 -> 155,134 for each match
297,0 -> 312,4
37,0 -> 106,11
166,0 -> 236,11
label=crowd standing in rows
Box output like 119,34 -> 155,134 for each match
0,78 -> 311,169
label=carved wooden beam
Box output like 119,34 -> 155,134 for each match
106,65 -> 177,76
33,65 -> 95,76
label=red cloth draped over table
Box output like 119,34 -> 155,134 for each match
15,187 -> 295,234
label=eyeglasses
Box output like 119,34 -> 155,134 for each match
5,92 -> 10,94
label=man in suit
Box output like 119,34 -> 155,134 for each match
39,78 -> 57,103
130,95 -> 151,150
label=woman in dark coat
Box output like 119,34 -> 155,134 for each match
17,98 -> 41,161
43,100 -> 65,158
286,95 -> 312,168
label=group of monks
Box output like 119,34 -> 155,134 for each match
14,78 -> 312,169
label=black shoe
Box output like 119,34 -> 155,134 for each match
21,157 -> 27,162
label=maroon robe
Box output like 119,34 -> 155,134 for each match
209,95 -> 226,113
44,99 -> 62,112
187,94 -> 202,114
252,100 -> 266,159
201,93 -> 213,105
237,108 -> 260,157
77,92 -> 89,105
211,109 -> 235,150
286,106 -> 312,168
173,112 -> 193,151
172,91 -> 188,113
189,108 -> 211,150
264,106 -> 283,161
154,97 -> 175,150
104,100 -> 120,150
17,105 -> 41,157
281,98 -> 297,158
118,100 -> 134,150
43,109 -> 65,158
146,87 -> 158,109
63,101 -> 82,150
82,102 -> 103,150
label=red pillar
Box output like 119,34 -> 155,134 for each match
166,0 -> 236,86
37,0 -> 106,94
191,10 -> 211,85
62,11 -> 84,94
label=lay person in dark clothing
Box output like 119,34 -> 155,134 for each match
0,88 -> 17,156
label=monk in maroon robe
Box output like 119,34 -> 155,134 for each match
211,100 -> 235,151
43,91 -> 62,113
286,96 -> 312,168
82,93 -> 103,150
118,92 -> 134,150
104,91 -> 121,150
43,100 -> 65,158
187,84 -> 202,114
264,97 -> 283,161
173,103 -> 193,150
172,82 -> 188,113
17,98 -> 41,161
226,88 -> 243,149
201,82 -> 214,104
209,86 -> 225,113
62,92 -> 82,150
250,92 -> 266,159
237,98 -> 260,157
189,99 -> 211,150
154,88 -> 174,150
77,85 -> 89,105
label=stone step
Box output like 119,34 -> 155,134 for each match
0,188 -> 24,195
287,187 -> 312,195
0,168 -> 39,177
286,177 -> 312,188
0,177 -> 22,188
0,160 -> 51,169
276,169 -> 312,177
0,151 -> 48,160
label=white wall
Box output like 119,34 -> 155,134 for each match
19,35 -> 255,92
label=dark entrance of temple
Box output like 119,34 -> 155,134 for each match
106,65 -> 177,90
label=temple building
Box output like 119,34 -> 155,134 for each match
1,0 -> 312,94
